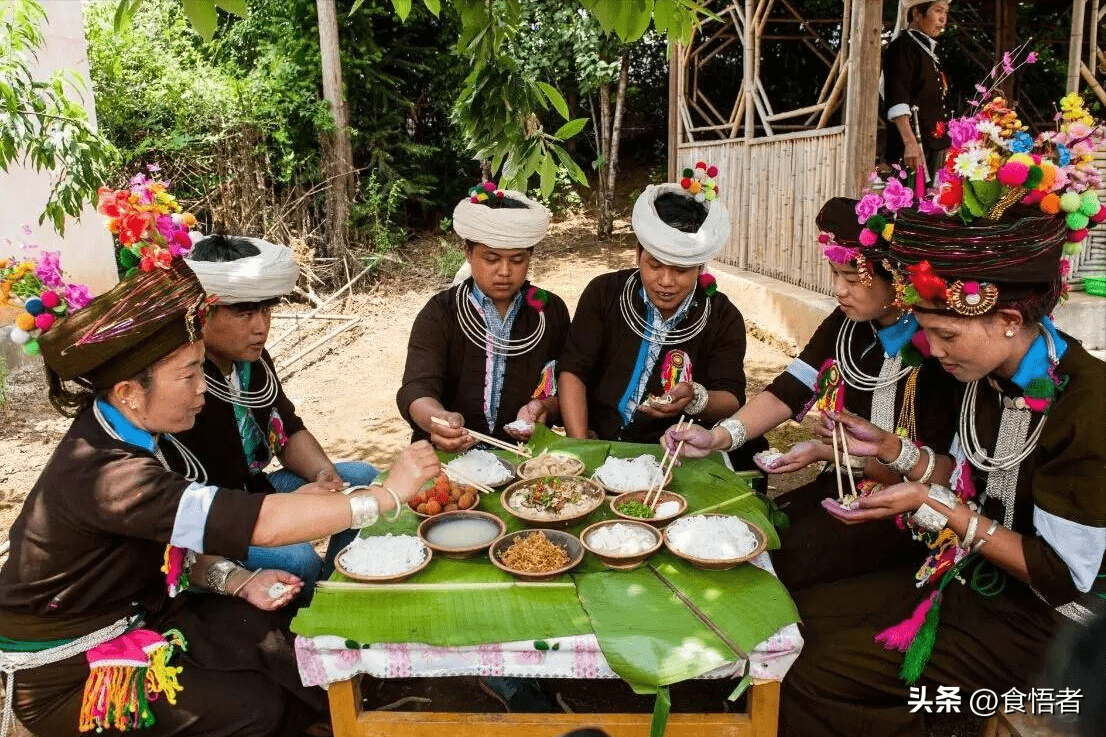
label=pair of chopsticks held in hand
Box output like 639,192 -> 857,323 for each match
429,416 -> 528,495
645,415 -> 688,510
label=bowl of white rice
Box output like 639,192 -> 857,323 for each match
334,533 -> 432,582
580,520 -> 663,570
591,454 -> 671,496
662,514 -> 767,571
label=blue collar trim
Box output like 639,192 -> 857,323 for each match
876,313 -> 918,357
95,398 -> 157,453
1010,316 -> 1068,392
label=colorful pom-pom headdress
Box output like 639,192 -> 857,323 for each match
2,251 -> 93,357
452,180 -> 551,251
816,196 -> 894,288
868,50 -> 1104,316
631,162 -> 731,267
97,172 -> 200,277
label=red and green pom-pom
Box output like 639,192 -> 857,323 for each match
698,272 -> 718,296
525,286 -> 548,312
900,341 -> 924,368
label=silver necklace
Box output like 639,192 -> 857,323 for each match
203,358 -> 278,408
835,318 -> 913,391
960,324 -> 1055,527
618,271 -> 710,346
93,401 -> 208,484
454,283 -> 546,357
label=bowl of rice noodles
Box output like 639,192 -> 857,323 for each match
662,514 -> 768,571
591,454 -> 671,496
516,452 -> 585,480
489,529 -> 584,582
501,475 -> 605,529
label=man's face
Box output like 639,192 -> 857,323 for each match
465,243 -> 531,304
637,250 -> 700,318
202,303 -> 273,367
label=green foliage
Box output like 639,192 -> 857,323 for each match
351,169 -> 407,258
432,236 -> 464,279
0,0 -> 117,234
528,166 -> 583,215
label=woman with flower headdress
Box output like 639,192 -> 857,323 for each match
663,193 -> 962,591
558,163 -> 762,462
0,215 -> 439,735
777,93 -> 1106,737
398,183 -> 571,451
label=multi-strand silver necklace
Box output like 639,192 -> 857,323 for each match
836,319 -> 914,432
204,358 -> 278,409
618,271 -> 710,346
959,325 -> 1055,527
454,282 -> 546,357
94,400 -> 208,484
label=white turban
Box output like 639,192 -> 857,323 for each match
186,237 -> 299,304
452,189 -> 551,249
631,183 -> 731,267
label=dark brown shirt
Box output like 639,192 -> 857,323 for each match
176,350 -> 305,495
0,408 -> 262,640
397,279 -> 570,441
882,29 -> 950,161
558,269 -> 750,444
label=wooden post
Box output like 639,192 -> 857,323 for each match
316,0 -> 355,261
668,42 -> 681,181
842,0 -> 882,196
995,0 -> 1017,97
743,0 -> 756,140
1068,0 -> 1086,93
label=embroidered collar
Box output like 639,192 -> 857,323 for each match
875,313 -> 919,357
95,398 -> 157,453
1009,317 -> 1067,393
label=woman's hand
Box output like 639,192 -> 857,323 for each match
638,382 -> 693,418
506,400 -> 546,440
428,411 -> 476,453
387,441 -> 441,502
236,569 -> 303,611
755,441 -> 830,474
821,481 -> 928,524
293,479 -> 345,495
817,410 -> 897,459
661,422 -> 721,460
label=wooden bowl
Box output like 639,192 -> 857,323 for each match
501,475 -> 605,529
516,453 -> 585,480
443,452 -> 517,489
334,538 -> 432,582
489,529 -> 584,582
591,459 -> 671,496
609,490 -> 687,528
580,520 -> 663,571
417,510 -> 505,560
662,514 -> 769,571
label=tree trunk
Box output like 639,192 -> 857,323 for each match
603,49 -> 631,237
316,0 -> 355,270
596,80 -> 612,238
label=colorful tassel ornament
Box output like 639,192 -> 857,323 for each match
531,360 -> 557,400
79,629 -> 187,733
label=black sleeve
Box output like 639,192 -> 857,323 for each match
396,292 -> 452,425
765,310 -> 846,417
557,275 -> 608,382
698,296 -> 748,404
883,38 -> 918,116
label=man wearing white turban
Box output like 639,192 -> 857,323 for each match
179,235 -> 378,594
558,165 -> 764,462
398,185 -> 571,451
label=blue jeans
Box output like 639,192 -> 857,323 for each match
244,461 -> 378,591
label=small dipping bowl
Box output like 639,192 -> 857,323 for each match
516,453 -> 585,480
609,490 -> 687,528
662,514 -> 769,571
418,510 -> 505,560
489,529 -> 584,582
580,519 -> 663,571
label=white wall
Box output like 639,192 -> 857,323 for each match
0,1 -> 117,297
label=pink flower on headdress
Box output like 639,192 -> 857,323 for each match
948,118 -> 979,149
882,178 -> 914,211
823,244 -> 859,265
855,194 -> 882,222
34,251 -> 63,288
63,282 -> 93,311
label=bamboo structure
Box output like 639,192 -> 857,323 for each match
669,0 -> 1106,295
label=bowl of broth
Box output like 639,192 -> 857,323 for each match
417,510 -> 506,559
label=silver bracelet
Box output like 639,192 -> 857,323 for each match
910,503 -> 948,534
881,435 -> 921,476
972,520 -> 1001,552
684,382 -> 709,415
230,568 -> 264,597
915,446 -> 936,484
926,484 -> 959,511
714,418 -> 748,452
369,482 -> 404,522
205,558 -> 243,595
348,493 -> 381,530
960,513 -> 980,550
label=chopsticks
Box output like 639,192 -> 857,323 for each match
645,415 -> 686,509
441,467 -> 496,495
430,416 -> 532,458
828,418 -> 858,503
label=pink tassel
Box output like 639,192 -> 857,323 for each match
875,591 -> 939,653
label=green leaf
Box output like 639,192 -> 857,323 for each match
553,118 -> 588,140
967,179 -> 1002,213
422,0 -> 441,16
652,0 -> 674,35
649,687 -> 672,737
214,0 -> 247,16
181,0 -> 218,41
539,150 -> 556,199
391,0 -> 413,22
349,0 -> 367,13
552,145 -> 590,187
536,81 -> 570,121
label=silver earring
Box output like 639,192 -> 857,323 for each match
1004,329 -> 1015,338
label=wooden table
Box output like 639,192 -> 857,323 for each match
327,674 -> 781,737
